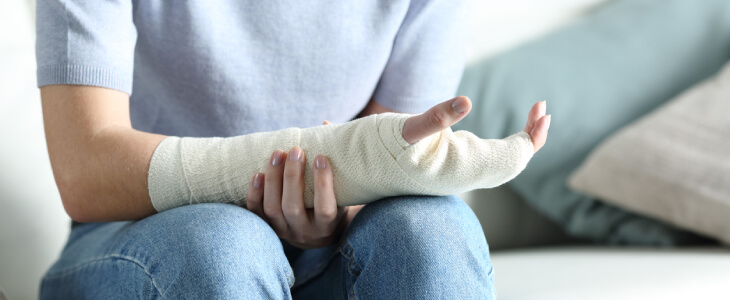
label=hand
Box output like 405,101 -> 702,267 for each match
402,96 -> 550,153
246,147 -> 351,249
522,101 -> 550,153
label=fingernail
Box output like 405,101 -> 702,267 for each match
271,150 -> 283,166
546,114 -> 552,127
252,173 -> 263,189
315,156 -> 327,169
289,147 -> 302,161
451,97 -> 468,114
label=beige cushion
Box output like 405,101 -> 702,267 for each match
568,61 -> 730,244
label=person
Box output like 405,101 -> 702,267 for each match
36,1 -> 549,299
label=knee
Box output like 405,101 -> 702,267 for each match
161,204 -> 282,251
143,203 -> 282,256
356,195 -> 485,244
350,195 -> 489,259
346,195 -> 493,289
127,204 -> 293,297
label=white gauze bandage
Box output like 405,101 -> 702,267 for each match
148,113 -> 534,212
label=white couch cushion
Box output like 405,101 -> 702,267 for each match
492,247 -> 730,300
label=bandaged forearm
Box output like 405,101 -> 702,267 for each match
148,113 -> 534,211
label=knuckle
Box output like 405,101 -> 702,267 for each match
427,109 -> 449,128
264,210 -> 278,220
315,176 -> 332,191
264,169 -> 281,182
282,204 -> 303,217
318,207 -> 337,220
283,166 -> 300,180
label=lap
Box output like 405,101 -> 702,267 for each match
41,196 -> 493,299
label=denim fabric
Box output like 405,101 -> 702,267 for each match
291,195 -> 495,299
40,204 -> 294,299
41,196 -> 494,299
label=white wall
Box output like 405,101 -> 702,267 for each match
465,0 -> 606,63
0,1 -> 69,300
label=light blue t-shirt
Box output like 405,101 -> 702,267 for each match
36,0 -> 466,137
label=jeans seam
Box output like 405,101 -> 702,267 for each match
338,242 -> 361,277
43,254 -> 164,297
339,241 -> 362,300
288,269 -> 296,288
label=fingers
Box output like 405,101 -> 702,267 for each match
523,101 -> 546,134
322,120 -> 332,125
281,147 -> 311,238
312,155 -> 340,232
263,150 -> 289,235
522,101 -> 550,153
402,96 -> 472,144
246,173 -> 266,220
258,146 -> 346,248
530,114 -> 551,153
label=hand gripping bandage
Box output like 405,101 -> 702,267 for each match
148,113 -> 534,212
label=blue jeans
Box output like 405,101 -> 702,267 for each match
40,195 -> 496,299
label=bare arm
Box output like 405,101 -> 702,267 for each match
42,85 -> 165,222
43,91 -> 395,224
43,90 -> 393,223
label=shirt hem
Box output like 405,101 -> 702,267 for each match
37,64 -> 133,95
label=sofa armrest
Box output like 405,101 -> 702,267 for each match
461,186 -> 578,250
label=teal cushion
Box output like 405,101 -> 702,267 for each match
455,0 -> 730,245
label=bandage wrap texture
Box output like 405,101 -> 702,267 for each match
148,113 -> 534,212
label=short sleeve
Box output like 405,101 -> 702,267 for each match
373,0 -> 468,114
36,0 -> 137,94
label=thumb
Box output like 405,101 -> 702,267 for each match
402,96 -> 472,144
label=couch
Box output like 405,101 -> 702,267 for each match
2,0 -> 728,299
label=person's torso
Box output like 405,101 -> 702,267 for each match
129,0 -> 410,137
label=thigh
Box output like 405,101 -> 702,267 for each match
41,203 -> 294,300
